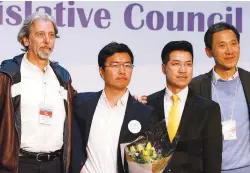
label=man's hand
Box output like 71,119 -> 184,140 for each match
133,95 -> 148,104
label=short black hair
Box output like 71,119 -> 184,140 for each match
161,40 -> 193,64
204,22 -> 240,49
98,42 -> 134,67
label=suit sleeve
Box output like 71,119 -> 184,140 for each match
203,102 -> 222,173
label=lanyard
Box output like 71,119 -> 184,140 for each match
212,77 -> 239,121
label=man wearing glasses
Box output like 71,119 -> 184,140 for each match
70,42 -> 153,173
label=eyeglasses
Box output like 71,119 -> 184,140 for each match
103,63 -> 134,70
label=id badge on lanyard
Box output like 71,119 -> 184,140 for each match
39,105 -> 53,125
222,120 -> 237,140
212,78 -> 239,141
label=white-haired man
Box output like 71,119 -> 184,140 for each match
0,12 -> 75,173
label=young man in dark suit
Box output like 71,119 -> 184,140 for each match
147,41 -> 222,173
190,22 -> 250,173
70,42 -> 153,173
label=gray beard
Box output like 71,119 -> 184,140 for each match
38,50 -> 51,60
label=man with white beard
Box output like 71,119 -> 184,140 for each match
0,12 -> 75,173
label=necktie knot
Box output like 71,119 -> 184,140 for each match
171,95 -> 179,104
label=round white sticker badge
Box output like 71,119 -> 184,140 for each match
128,120 -> 141,134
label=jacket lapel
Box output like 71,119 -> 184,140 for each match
176,89 -> 196,142
117,93 -> 138,173
84,91 -> 102,143
154,89 -> 170,142
118,93 -> 137,143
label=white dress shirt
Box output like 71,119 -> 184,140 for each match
81,90 -> 129,173
20,54 -> 66,152
164,86 -> 189,126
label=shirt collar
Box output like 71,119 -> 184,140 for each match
165,85 -> 189,103
23,53 -> 50,72
212,67 -> 239,84
101,89 -> 129,108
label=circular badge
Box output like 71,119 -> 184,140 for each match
128,120 -> 141,134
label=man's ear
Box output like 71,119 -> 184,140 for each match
22,37 -> 29,47
161,64 -> 166,75
99,67 -> 104,79
205,47 -> 213,58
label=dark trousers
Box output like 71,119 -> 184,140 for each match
18,156 -> 62,173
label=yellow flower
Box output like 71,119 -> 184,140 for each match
143,155 -> 150,162
130,146 -> 136,153
143,150 -> 149,156
143,150 -> 150,162
146,142 -> 152,150
137,144 -> 144,152
152,150 -> 157,159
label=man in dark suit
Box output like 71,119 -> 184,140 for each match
147,41 -> 222,173
70,42 -> 153,173
190,22 -> 250,173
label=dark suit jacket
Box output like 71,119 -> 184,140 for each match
147,88 -> 222,173
70,91 -> 153,173
190,67 -> 250,115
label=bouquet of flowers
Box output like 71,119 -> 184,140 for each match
122,119 -> 179,173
